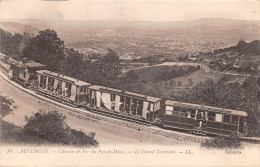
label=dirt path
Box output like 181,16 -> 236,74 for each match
0,74 -> 199,146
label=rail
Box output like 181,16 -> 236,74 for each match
0,63 -> 9,73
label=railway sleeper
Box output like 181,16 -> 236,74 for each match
192,129 -> 207,136
35,90 -> 78,108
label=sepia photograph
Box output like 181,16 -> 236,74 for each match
0,0 -> 260,166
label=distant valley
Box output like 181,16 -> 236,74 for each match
0,18 -> 259,59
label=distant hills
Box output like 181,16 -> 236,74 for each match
0,18 -> 259,57
212,40 -> 260,55
0,22 -> 39,35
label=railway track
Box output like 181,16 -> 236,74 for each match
1,62 -> 260,144
89,108 -> 152,126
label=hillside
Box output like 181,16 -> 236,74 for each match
199,40 -> 260,75
0,22 -> 39,35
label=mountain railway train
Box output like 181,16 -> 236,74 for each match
7,62 -> 249,137
10,61 -> 45,87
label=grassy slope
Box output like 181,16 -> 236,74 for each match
121,64 -> 216,98
172,69 -> 221,89
126,64 -> 199,83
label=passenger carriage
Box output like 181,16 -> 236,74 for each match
10,61 -> 45,87
36,70 -> 91,107
86,85 -> 161,121
163,100 -> 248,136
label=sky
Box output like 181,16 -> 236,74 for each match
0,0 -> 259,21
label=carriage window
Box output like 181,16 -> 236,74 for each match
147,103 -> 151,111
223,114 -> 231,123
181,108 -> 193,118
208,112 -> 215,121
165,106 -> 173,115
190,110 -> 196,119
180,108 -> 185,116
231,115 -> 239,124
173,106 -> 181,116
165,106 -> 173,111
111,94 -> 115,101
80,86 -> 84,93
165,110 -> 173,115
215,113 -> 223,122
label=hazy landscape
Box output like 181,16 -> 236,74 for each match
0,17 -> 260,148
1,18 -> 259,58
1,18 -> 259,98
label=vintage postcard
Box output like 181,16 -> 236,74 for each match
0,0 -> 260,166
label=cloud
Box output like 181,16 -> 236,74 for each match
0,0 -> 64,20
0,0 -> 259,21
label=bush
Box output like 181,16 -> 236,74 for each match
126,70 -> 138,82
0,94 -> 14,119
201,134 -> 242,149
169,80 -> 176,87
24,110 -> 99,147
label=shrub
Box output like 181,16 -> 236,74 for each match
70,129 -> 99,147
169,80 -> 176,87
24,110 -> 99,147
201,134 -> 242,149
126,70 -> 138,82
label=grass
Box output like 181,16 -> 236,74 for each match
133,65 -> 198,83
120,65 -> 215,98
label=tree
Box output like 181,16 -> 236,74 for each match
86,49 -> 122,87
126,70 -> 138,82
24,110 -> 99,147
0,29 -> 27,60
61,48 -> 84,78
179,79 -> 246,110
23,29 -> 65,71
0,94 -> 14,119
177,78 -> 260,136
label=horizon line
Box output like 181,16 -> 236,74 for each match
1,17 -> 260,23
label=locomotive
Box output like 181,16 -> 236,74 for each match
10,61 -> 45,87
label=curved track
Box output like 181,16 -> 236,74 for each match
0,66 -> 210,145
0,62 -> 259,145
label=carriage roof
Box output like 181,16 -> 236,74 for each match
25,62 -> 45,68
165,100 -> 247,116
89,85 -> 160,103
36,70 -> 91,86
